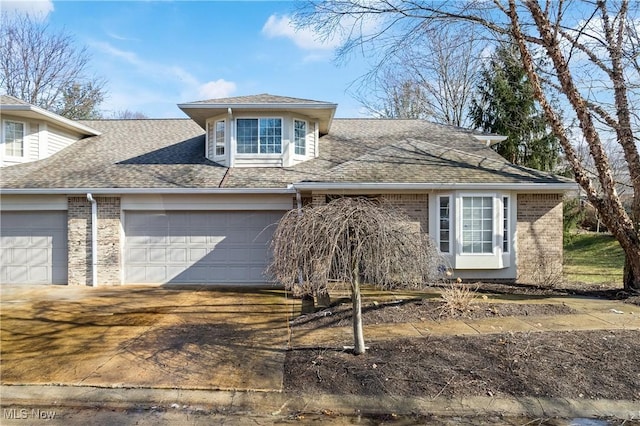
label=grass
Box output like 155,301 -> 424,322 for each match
564,232 -> 625,284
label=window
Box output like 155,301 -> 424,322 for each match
438,195 -> 451,253
503,196 -> 509,252
236,118 -> 282,154
4,121 -> 25,157
461,196 -> 493,254
215,120 -> 225,156
294,119 -> 306,155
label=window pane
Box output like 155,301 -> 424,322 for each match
259,118 -> 281,154
503,197 -> 509,252
4,121 -> 24,157
294,120 -> 306,155
237,119 -> 258,153
461,196 -> 493,254
438,196 -> 450,253
215,120 -> 225,156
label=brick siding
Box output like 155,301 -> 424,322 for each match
381,193 -> 429,232
516,193 -> 563,285
67,196 -> 121,286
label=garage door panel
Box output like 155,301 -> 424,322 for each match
124,210 -> 283,284
0,211 -> 67,285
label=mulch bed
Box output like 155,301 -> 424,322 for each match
284,330 -> 640,400
284,286 -> 640,402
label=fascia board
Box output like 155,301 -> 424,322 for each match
0,187 -> 297,195
178,102 -> 338,110
292,182 -> 578,191
1,104 -> 101,136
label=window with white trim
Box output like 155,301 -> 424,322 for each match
236,118 -> 282,154
294,119 -> 306,155
438,195 -> 451,253
215,120 -> 225,156
4,120 -> 25,157
502,196 -> 509,253
461,196 -> 493,254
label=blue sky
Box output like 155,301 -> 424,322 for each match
4,1 -> 374,118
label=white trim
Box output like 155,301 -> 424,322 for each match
214,119 -> 226,158
0,187 -> 296,195
2,119 -> 27,161
436,194 -> 452,254
293,118 -> 307,157
1,104 -> 100,136
178,102 -> 337,110
235,116 -> 284,155
292,182 -> 576,191
472,134 -> 508,146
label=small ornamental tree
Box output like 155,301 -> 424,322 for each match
268,197 -> 444,355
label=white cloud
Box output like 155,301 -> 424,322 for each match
1,0 -> 54,19
262,14 -> 339,51
197,79 -> 237,100
90,41 -> 237,115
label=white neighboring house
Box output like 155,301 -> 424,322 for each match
0,95 -> 100,167
0,94 -> 575,287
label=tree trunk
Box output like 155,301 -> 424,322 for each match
301,294 -> 315,314
351,258 -> 366,355
623,251 -> 640,292
508,0 -> 640,292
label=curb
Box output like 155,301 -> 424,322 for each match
1,385 -> 639,419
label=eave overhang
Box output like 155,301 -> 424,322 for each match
291,182 -> 578,192
0,104 -> 101,136
0,187 -> 296,195
178,102 -> 338,134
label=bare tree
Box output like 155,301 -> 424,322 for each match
356,27 -> 484,126
294,1 -> 640,291
0,13 -> 105,119
110,110 -> 149,119
268,198 -> 444,355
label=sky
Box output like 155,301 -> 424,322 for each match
2,0 -> 374,118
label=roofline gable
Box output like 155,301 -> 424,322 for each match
1,97 -> 101,136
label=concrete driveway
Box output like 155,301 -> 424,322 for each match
0,285 -> 295,392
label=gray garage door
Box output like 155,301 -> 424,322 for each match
124,211 -> 284,284
0,211 -> 68,284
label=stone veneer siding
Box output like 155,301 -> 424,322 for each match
516,193 -> 563,285
67,196 -> 121,286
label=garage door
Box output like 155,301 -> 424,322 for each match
0,211 -> 68,284
124,211 -> 284,284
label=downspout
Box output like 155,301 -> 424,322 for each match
87,193 -> 98,287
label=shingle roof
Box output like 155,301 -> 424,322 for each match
0,117 -> 572,190
1,94 -> 31,106
185,93 -> 335,105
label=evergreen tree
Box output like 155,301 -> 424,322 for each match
470,43 -> 559,171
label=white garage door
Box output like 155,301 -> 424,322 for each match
124,211 -> 284,284
0,211 -> 68,284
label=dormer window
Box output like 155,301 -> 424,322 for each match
237,118 -> 282,154
294,119 -> 306,155
215,120 -> 225,156
3,120 -> 25,157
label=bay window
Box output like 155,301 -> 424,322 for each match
433,192 -> 511,270
237,118 -> 282,154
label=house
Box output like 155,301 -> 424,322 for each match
0,94 -> 575,287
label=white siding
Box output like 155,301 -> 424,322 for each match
47,124 -> 79,156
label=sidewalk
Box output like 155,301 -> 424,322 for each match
1,285 -> 639,420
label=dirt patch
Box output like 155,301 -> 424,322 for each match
284,330 -> 640,401
290,299 -> 575,329
285,292 -> 639,402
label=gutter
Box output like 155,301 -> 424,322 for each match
291,182 -> 578,192
0,187 -> 297,195
86,193 -> 98,287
